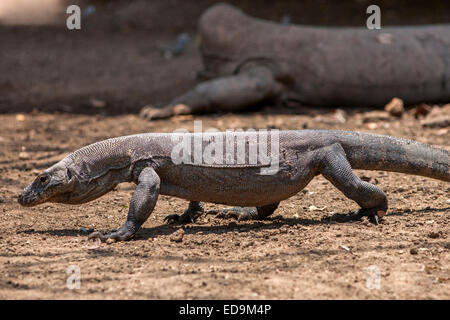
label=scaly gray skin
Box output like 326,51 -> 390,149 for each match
141,3 -> 450,120
18,130 -> 449,242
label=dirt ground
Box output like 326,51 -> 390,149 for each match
0,0 -> 449,300
0,109 -> 449,299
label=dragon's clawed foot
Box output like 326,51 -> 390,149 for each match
208,207 -> 257,221
164,214 -> 182,224
164,207 -> 203,224
88,224 -> 136,242
357,206 -> 387,225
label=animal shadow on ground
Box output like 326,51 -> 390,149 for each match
17,206 -> 449,241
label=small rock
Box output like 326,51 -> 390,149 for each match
15,114 -> 26,122
170,228 -> 185,243
412,103 -> 433,118
410,248 -> 419,255
19,152 -> 30,160
427,232 -> 440,239
384,97 -> 404,117
106,238 -> 116,244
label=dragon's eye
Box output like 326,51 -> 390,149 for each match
39,176 -> 48,184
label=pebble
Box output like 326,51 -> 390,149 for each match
412,103 -> 432,118
170,228 -> 185,243
427,232 -> 440,239
384,97 -> 404,117
19,152 -> 30,160
410,248 -> 419,255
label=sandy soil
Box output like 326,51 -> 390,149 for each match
0,109 -> 448,299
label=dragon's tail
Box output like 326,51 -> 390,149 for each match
333,131 -> 450,182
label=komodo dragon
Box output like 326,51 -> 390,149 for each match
140,3 -> 450,120
18,130 -> 449,242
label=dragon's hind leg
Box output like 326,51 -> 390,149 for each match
318,143 -> 388,223
164,201 -> 204,224
164,201 -> 279,224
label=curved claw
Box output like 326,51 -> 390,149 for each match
164,214 -> 180,224
368,214 -> 383,225
215,210 -> 239,220
357,207 -> 386,225
87,228 -> 134,242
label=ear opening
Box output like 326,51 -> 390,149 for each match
66,168 -> 73,180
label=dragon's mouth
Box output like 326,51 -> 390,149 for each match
17,192 -> 45,207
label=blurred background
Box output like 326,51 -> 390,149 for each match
1,0 -> 449,115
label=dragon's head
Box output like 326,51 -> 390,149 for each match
18,161 -> 75,207
18,155 -> 121,206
